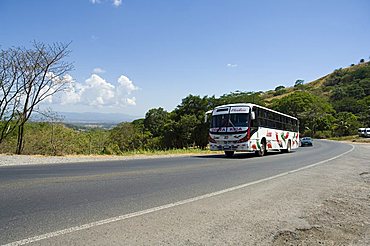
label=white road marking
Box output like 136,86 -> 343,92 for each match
2,144 -> 355,246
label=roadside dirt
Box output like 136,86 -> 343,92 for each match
273,170 -> 370,246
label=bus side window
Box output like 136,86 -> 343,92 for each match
276,114 -> 282,129
294,120 -> 299,132
288,118 -> 292,131
282,116 -> 288,131
251,111 -> 256,128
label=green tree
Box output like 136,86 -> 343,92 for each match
346,83 -> 365,99
109,122 -> 144,152
173,95 -> 212,119
144,107 -> 169,138
332,112 -> 360,136
171,94 -> 214,148
275,85 -> 285,91
358,95 -> 370,127
132,118 -> 152,149
294,79 -> 304,87
332,97 -> 365,115
219,91 -> 264,106
359,78 -> 370,96
272,91 -> 335,136
331,87 -> 347,100
177,114 -> 198,148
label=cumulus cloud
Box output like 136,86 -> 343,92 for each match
113,0 -> 122,7
92,67 -> 105,74
126,97 -> 136,106
51,73 -> 139,108
37,73 -> 74,104
117,75 -> 139,94
81,74 -> 116,106
39,85 -> 55,104
226,63 -> 238,67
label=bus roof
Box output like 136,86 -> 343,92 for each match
213,103 -> 298,120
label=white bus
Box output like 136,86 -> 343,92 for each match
359,128 -> 370,137
358,128 -> 366,137
206,103 -> 299,157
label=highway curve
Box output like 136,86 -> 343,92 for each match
0,140 -> 352,245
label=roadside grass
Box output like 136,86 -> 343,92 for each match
0,147 -> 224,158
60,148 -> 224,158
116,148 -> 220,156
329,135 -> 370,143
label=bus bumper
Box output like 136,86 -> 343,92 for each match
210,143 -> 250,152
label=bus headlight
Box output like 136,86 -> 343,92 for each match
208,134 -> 217,143
236,135 -> 249,143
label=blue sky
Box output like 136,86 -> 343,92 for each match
1,0 -> 369,117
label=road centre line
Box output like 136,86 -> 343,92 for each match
2,144 -> 355,246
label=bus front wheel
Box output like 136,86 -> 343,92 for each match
255,140 -> 266,157
224,151 -> 234,157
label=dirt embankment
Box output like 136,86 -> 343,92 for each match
273,144 -> 370,246
273,175 -> 370,245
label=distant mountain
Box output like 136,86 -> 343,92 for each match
32,111 -> 140,124
59,112 -> 140,124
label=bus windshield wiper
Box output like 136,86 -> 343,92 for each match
228,119 -> 237,132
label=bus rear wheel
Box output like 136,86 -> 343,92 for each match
224,151 -> 234,157
282,140 -> 291,153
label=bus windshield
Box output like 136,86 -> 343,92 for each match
211,113 -> 249,128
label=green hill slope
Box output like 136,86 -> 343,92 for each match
264,61 -> 370,102
261,61 -> 370,137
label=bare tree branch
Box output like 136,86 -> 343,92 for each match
0,42 -> 73,153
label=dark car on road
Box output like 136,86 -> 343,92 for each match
300,137 -> 313,147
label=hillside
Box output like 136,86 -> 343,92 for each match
263,61 -> 370,103
260,61 -> 370,137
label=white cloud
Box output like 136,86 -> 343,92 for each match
61,84 -> 81,105
52,73 -> 139,108
38,73 -> 73,104
92,67 -> 105,74
81,74 -> 116,106
126,97 -> 136,106
39,85 -> 55,104
227,63 -> 238,67
90,0 -> 122,7
113,0 -> 122,7
117,75 -> 139,95
50,74 -> 80,105
63,74 -> 74,83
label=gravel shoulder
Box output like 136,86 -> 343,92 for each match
0,153 -> 213,167
31,142 -> 370,245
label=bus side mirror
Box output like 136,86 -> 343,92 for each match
251,111 -> 256,120
205,110 -> 213,123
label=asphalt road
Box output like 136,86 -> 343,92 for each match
0,140 -> 352,245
